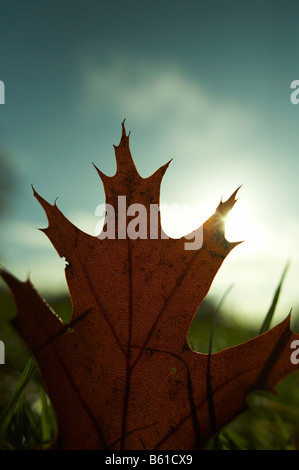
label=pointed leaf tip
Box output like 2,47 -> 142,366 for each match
113,120 -> 131,150
121,119 -> 129,143
159,158 -> 173,173
31,184 -> 37,197
148,159 -> 172,188
218,185 -> 242,216
229,240 -> 244,250
92,162 -> 109,181
224,185 -> 242,204
31,186 -> 55,210
31,185 -> 46,203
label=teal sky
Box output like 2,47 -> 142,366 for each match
1,0 -> 299,327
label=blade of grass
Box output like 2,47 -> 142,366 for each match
14,391 -> 26,448
220,428 -> 248,450
40,387 -> 52,444
206,284 -> 233,449
23,402 -> 41,444
208,284 -> 234,355
0,355 -> 37,443
274,414 -> 296,450
259,260 -> 290,335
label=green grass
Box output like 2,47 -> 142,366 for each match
197,261 -> 299,450
0,356 -> 57,449
0,266 -> 298,450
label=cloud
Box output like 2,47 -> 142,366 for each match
82,59 -> 258,151
1,219 -> 52,249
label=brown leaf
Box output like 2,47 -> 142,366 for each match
2,121 -> 299,450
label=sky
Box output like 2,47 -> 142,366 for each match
1,0 -> 299,328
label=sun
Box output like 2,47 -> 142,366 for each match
159,192 -> 260,256
224,198 -> 258,249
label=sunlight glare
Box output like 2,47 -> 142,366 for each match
224,199 -> 259,252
